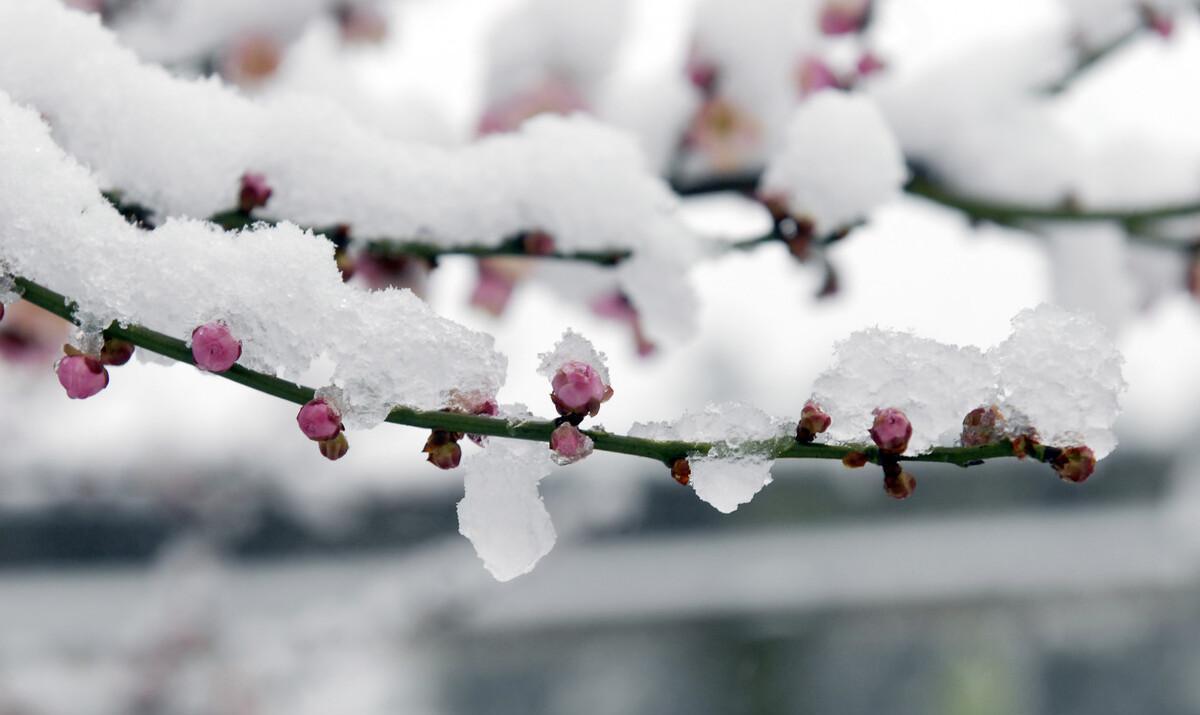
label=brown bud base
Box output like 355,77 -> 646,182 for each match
842,451 -> 868,468
670,457 -> 691,486
318,432 -> 350,461
100,337 -> 135,366
423,430 -> 464,470
882,459 -> 916,499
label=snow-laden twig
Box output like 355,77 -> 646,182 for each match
15,274 -> 1059,471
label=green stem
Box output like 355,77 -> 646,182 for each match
14,275 -> 1047,471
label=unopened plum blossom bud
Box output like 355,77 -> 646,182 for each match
1051,446 -> 1096,484
961,405 -> 1005,447
856,51 -> 886,77
797,56 -> 842,97
686,53 -> 719,95
882,461 -> 916,499
191,322 -> 241,373
818,0 -> 871,35
100,337 -> 134,366
1011,432 -> 1040,460
549,423 -> 594,465
318,432 -> 350,461
221,34 -> 282,87
522,230 -> 556,256
842,451 -> 868,468
56,354 -> 108,399
470,259 -> 525,316
671,457 -> 691,486
297,398 -> 343,441
477,79 -> 588,135
423,430 -> 463,470
1141,4 -> 1175,38
335,2 -> 388,44
869,407 -> 912,454
550,360 -> 612,418
684,97 -> 762,172
238,172 -> 272,213
796,400 -> 832,443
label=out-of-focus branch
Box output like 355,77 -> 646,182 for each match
15,274 -> 1054,471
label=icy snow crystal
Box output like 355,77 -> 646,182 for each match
457,439 -> 557,582
759,91 -> 908,233
990,304 -> 1125,458
537,329 -> 611,385
813,330 -> 996,454
813,305 -> 1125,457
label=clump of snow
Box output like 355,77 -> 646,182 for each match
759,91 -> 908,233
990,304 -> 1125,458
813,305 -> 1125,457
108,0 -> 346,66
813,330 -> 996,453
631,403 -> 789,513
457,439 -> 557,582
537,329 -> 611,385
0,91 -> 506,428
483,0 -> 631,107
0,1 -> 700,347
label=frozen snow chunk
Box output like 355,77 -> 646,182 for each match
989,304 -> 1125,458
813,329 -> 996,454
0,91 -> 507,428
457,439 -> 557,582
690,456 -> 774,514
759,91 -> 907,234
537,329 -> 610,385
630,403 -> 787,512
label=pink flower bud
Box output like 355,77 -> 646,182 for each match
238,172 -> 272,213
1011,433 -> 1040,460
818,0 -> 871,35
318,432 -> 350,461
684,97 -> 762,172
297,398 -> 343,441
221,34 -> 282,87
686,54 -> 719,95
1051,446 -> 1096,484
1141,5 -> 1175,38
797,56 -> 842,96
882,463 -> 916,499
56,354 -> 109,399
522,230 -> 557,256
100,337 -> 135,366
477,78 -> 589,135
336,3 -> 388,44
869,407 -> 912,455
549,423 -> 594,465
191,322 -> 242,373
961,405 -> 1005,447
856,51 -> 886,77
467,398 -> 499,447
423,430 -> 463,470
671,457 -> 691,486
796,400 -> 832,443
550,360 -> 611,417
470,260 -> 521,317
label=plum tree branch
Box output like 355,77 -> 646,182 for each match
14,275 -> 1053,472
